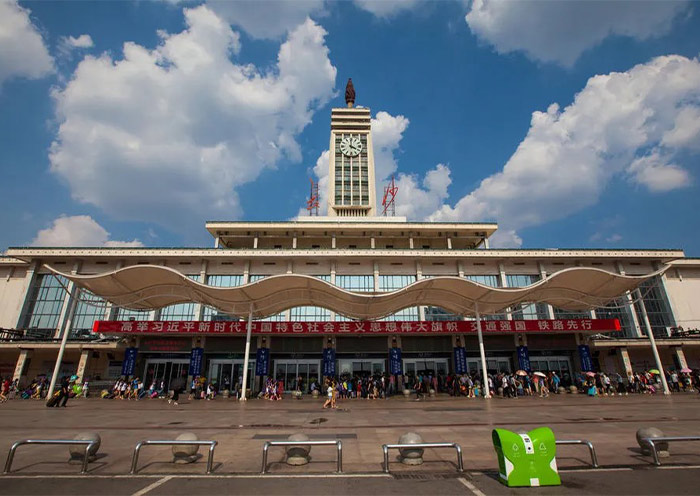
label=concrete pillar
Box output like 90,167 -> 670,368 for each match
15,260 -> 40,329
330,261 -> 336,321
243,261 -> 250,284
617,347 -> 633,377
409,237 -> 414,250
194,260 -> 208,321
371,237 -> 375,249
416,261 -> 425,321
292,233 -> 297,249
214,236 -> 221,248
447,237 -> 452,250
483,237 -> 490,249
332,234 -> 336,249
538,262 -> 555,319
498,263 -> 513,321
672,346 -> 688,370
457,261 -> 465,278
253,235 -> 258,249
76,349 -> 90,383
13,350 -> 29,383
373,261 -> 380,292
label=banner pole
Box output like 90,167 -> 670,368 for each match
240,304 -> 254,402
475,303 -> 491,398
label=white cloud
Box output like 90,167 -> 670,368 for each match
627,151 -> 691,192
662,106 -> 700,151
58,34 -> 94,57
0,0 -> 54,87
50,6 -> 336,234
606,234 -> 623,243
430,55 -> 700,242
353,0 -> 421,18
31,215 -> 143,247
465,0 -> 690,66
393,164 -> 451,219
489,229 -> 522,249
206,0 -> 325,39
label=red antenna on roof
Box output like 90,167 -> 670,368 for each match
381,175 -> 398,216
306,178 -> 319,216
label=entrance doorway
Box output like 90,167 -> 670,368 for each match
404,358 -> 448,377
207,359 -> 254,393
529,356 -> 572,377
338,359 -> 385,377
467,358 -> 511,374
273,360 -> 320,392
143,359 -> 189,391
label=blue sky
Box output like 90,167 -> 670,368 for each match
1,0 -> 699,253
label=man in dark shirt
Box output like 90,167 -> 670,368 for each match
56,376 -> 71,407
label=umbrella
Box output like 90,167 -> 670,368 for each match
680,368 -> 692,373
515,370 -> 528,376
649,369 -> 660,374
533,371 -> 546,377
585,371 -> 596,377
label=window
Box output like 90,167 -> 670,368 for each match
24,274 -> 68,338
160,303 -> 197,321
552,308 -> 591,320
506,275 -> 549,320
290,306 -> 331,321
336,275 -> 374,292
70,289 -> 107,338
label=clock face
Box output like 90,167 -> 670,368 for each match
340,136 -> 362,157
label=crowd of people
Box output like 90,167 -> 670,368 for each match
3,367 -> 699,406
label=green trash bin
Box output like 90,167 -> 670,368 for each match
492,427 -> 561,487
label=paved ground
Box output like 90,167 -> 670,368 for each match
0,392 -> 698,494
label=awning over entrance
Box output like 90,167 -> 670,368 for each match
47,264 -> 666,320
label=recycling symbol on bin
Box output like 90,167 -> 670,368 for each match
512,443 -> 519,452
539,442 -> 547,451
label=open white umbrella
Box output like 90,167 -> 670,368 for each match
533,371 -> 546,377
515,370 -> 528,376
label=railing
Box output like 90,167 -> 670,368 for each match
130,440 -> 218,474
643,436 -> 700,466
556,439 -> 599,468
382,442 -> 464,473
4,439 -> 99,474
261,440 -> 342,474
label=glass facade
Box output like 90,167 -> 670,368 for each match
117,308 -> 151,321
159,275 -> 199,320
595,297 -> 637,338
506,274 -> 549,320
203,275 -> 243,321
552,308 -> 592,320
24,274 -> 68,338
335,275 -> 374,292
70,289 -> 107,338
378,275 -> 419,321
422,274 -> 462,321
634,277 -> 675,338
466,274 -> 505,320
290,276 -> 331,321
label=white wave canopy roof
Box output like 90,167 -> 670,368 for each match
47,265 -> 666,320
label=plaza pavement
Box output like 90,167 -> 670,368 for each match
0,392 -> 699,494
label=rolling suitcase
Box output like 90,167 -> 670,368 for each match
46,392 -> 61,407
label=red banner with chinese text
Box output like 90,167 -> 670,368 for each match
93,319 -> 620,335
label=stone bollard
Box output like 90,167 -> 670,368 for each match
285,433 -> 311,466
69,432 -> 101,462
403,389 -> 411,398
222,389 -> 230,399
558,387 -> 567,394
636,427 -> 669,457
569,385 -> 578,394
398,432 -> 424,465
312,389 -> 319,399
172,432 -> 200,464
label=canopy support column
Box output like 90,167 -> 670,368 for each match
47,285 -> 78,402
475,303 -> 491,399
635,289 -> 670,395
240,304 -> 254,402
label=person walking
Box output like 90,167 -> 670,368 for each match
54,376 -> 71,407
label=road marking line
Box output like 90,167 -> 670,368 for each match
131,475 -> 172,496
559,467 -> 633,473
656,465 -> 700,470
458,477 -> 486,496
1,473 -> 393,479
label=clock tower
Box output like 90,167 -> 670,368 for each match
327,79 -> 377,217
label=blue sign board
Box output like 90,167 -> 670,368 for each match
517,346 -> 531,372
578,345 -> 594,372
389,347 -> 402,375
121,347 -> 138,376
255,348 -> 269,376
453,347 -> 467,374
188,347 -> 204,376
323,348 -> 336,377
